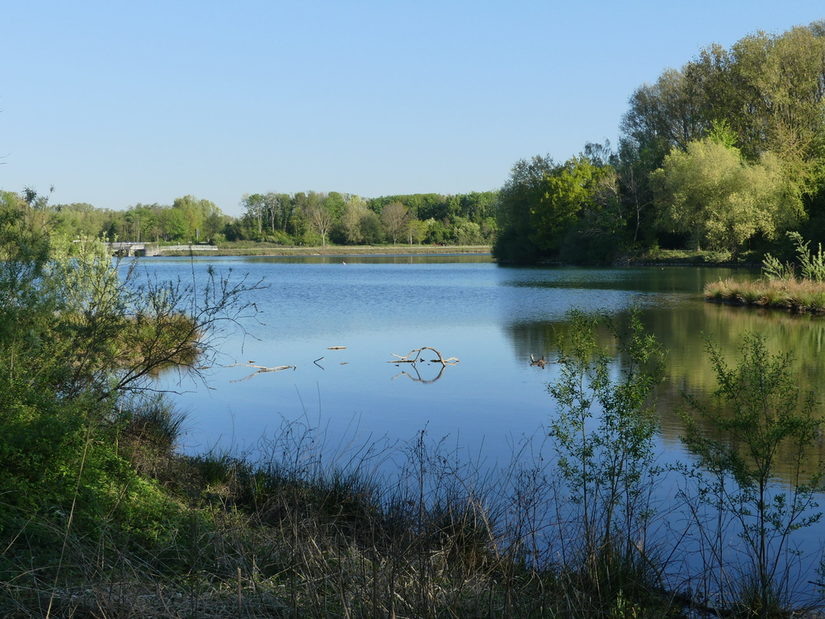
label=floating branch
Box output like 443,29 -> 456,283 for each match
388,346 -> 460,367
226,362 -> 296,383
314,356 -> 325,369
327,346 -> 347,350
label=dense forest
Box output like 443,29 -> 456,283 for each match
494,21 -> 825,264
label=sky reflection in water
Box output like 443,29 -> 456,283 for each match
143,256 -> 825,600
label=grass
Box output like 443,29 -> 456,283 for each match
704,277 -> 825,314
0,414 -> 681,618
628,248 -> 741,265
2,411 -> 819,617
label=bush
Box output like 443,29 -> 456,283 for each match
681,334 -> 824,612
548,310 -> 666,609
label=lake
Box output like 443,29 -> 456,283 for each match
143,255 -> 825,469
142,254 -> 825,600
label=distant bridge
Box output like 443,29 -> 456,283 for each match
106,242 -> 218,257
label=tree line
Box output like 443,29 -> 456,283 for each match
0,188 -> 498,247
495,21 -> 825,263
232,190 -> 497,246
8,22 -> 825,261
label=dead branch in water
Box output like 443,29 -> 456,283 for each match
388,347 -> 459,366
226,362 -> 296,383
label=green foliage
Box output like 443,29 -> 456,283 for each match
494,154 -> 622,263
380,201 -> 410,244
707,119 -> 738,148
620,22 -> 825,255
682,334 -> 823,612
335,194 -> 369,244
0,195 -> 258,574
789,231 -> 825,282
549,310 -> 664,601
233,190 -> 498,247
761,252 -> 795,282
359,210 -> 383,244
531,157 -> 615,254
762,230 -> 825,282
652,138 -> 795,252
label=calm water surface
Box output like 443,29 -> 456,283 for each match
141,255 -> 825,472
141,255 -> 825,599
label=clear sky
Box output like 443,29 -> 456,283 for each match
2,1 -> 824,216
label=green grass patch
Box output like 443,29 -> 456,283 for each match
633,248 -> 736,265
705,277 -> 825,314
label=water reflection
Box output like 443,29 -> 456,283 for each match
387,346 -> 460,384
504,300 -> 825,481
143,257 -> 825,602
497,264 -> 753,293
142,257 -> 825,482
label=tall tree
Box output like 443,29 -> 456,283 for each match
241,193 -> 266,237
651,137 -> 796,253
493,155 -> 556,263
303,192 -> 335,247
380,201 -> 409,244
339,195 -> 368,244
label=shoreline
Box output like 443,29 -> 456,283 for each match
704,277 -> 825,315
158,244 -> 492,257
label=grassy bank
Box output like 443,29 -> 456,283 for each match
621,248 -> 759,267
161,243 -> 492,257
0,424 -> 677,618
703,233 -> 825,313
705,278 -> 825,313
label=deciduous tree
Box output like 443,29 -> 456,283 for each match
380,201 -> 409,244
651,138 -> 797,252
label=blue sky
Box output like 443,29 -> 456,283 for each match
2,1 -> 824,216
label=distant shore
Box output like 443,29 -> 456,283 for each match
159,243 -> 493,257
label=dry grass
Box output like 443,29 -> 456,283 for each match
0,426 -> 680,618
704,277 -> 825,314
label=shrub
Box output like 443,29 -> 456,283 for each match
682,334 -> 823,612
548,310 -> 665,609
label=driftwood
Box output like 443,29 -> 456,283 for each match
226,362 -> 296,383
327,346 -> 347,350
388,347 -> 459,384
388,347 -> 459,366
